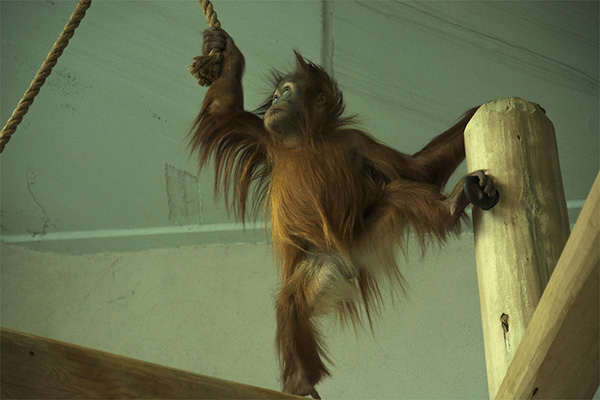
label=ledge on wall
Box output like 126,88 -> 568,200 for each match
0,200 -> 585,254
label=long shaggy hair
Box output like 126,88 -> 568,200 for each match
190,48 -> 478,396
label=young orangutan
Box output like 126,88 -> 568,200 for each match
190,27 -> 497,398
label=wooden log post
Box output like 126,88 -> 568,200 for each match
464,97 -> 570,398
496,172 -> 599,398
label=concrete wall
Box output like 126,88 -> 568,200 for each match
2,234 -> 489,398
1,1 -> 597,252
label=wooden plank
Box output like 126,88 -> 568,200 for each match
1,327 -> 302,399
496,172 -> 600,399
464,97 -> 571,397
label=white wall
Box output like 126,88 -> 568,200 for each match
1,1 -> 597,250
2,234 -> 490,398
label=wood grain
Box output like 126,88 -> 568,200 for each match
1,327 -> 302,399
464,97 -> 571,397
495,173 -> 599,399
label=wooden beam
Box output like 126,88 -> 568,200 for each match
464,97 -> 571,397
496,172 -> 600,399
1,327 -> 302,399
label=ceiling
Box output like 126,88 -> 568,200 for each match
1,1 -> 598,253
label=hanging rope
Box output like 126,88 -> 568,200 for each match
189,0 -> 222,87
0,0 -> 92,154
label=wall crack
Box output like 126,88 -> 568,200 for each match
26,169 -> 55,237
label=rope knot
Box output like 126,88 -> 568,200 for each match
190,0 -> 222,86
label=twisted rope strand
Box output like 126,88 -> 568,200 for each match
0,0 -> 92,153
199,0 -> 220,28
190,0 -> 223,86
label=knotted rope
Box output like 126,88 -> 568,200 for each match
0,0 -> 92,153
189,0 -> 222,86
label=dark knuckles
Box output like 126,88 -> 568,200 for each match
202,28 -> 227,56
463,174 -> 499,211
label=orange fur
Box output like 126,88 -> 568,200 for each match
190,32 -> 479,397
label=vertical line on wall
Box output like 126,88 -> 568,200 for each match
321,0 -> 334,76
